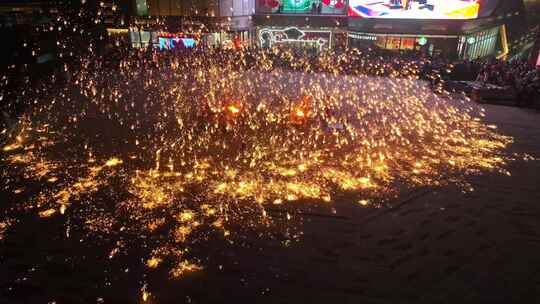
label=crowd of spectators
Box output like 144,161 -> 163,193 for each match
98,44 -> 451,88
99,44 -> 540,106
474,59 -> 540,106
451,57 -> 539,106
1,42 -> 539,130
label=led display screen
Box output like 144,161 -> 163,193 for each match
158,37 -> 196,50
349,0 -> 483,19
258,0 -> 346,15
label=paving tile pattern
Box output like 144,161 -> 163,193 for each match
1,105 -> 540,303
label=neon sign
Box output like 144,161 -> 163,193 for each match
259,27 -> 332,51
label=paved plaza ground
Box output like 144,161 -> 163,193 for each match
248,104 -> 540,304
1,103 -> 540,303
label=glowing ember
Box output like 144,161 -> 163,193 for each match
146,257 -> 162,269
39,209 -> 57,218
227,105 -> 241,114
0,220 -> 13,240
141,284 -> 150,302
358,199 -> 369,206
104,157 -> 123,167
170,261 -> 203,278
0,47 -> 520,285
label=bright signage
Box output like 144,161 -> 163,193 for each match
349,0 -> 482,19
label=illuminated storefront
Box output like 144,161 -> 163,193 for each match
347,0 -> 527,60
128,28 -> 252,50
129,30 -> 151,48
125,0 -> 529,58
129,30 -> 200,49
254,0 -> 347,51
253,0 -> 347,50
348,32 -> 445,51
347,29 -> 504,60
128,0 -> 254,49
458,26 -> 506,60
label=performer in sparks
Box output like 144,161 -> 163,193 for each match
390,0 -> 401,8
389,0 -> 409,10
402,0 -> 409,10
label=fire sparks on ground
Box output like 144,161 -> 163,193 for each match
0,48 -> 521,285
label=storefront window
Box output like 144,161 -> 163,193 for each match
401,38 -> 415,50
151,32 -> 160,46
130,31 -> 141,48
372,35 -> 418,50
140,31 -> 151,48
136,0 -> 149,16
460,26 -> 500,60
350,33 -> 461,57
130,31 -> 160,49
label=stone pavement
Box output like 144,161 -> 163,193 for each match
152,104 -> 540,304
1,104 -> 539,304
276,105 -> 540,304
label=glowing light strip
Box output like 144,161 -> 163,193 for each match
107,28 -> 129,34
497,24 -> 509,60
259,27 -> 333,50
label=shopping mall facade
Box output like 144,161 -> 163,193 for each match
122,0 -> 538,60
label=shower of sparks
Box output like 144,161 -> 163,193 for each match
0,47 -> 519,281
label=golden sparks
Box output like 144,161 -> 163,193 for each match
39,208 -> 57,218
0,220 -> 13,240
141,284 -> 150,302
170,261 -> 203,278
105,157 -> 123,167
146,257 -> 162,269
358,199 -> 369,206
0,47 -> 520,287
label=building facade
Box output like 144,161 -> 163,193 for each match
124,0 -> 534,60
128,0 -> 350,50
128,0 -> 255,49
347,0 -> 533,60
253,0 -> 348,51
